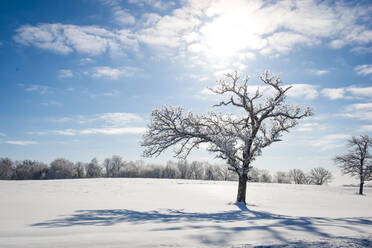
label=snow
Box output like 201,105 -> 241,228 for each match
0,178 -> 371,247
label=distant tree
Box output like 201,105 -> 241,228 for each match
204,164 -> 219,180
308,167 -> 332,185
177,160 -> 190,179
289,169 -> 308,184
142,71 -> 312,204
259,169 -> 272,183
103,155 -> 124,177
274,171 -> 291,184
14,160 -> 48,180
163,161 -> 180,179
49,158 -> 75,179
334,135 -> 372,195
189,161 -> 204,180
86,158 -> 102,178
74,162 -> 86,178
0,158 -> 14,180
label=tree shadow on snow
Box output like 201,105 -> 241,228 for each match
30,204 -> 372,246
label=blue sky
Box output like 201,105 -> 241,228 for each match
0,0 -> 372,178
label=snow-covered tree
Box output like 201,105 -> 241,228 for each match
49,158 -> 74,179
142,71 -> 312,204
0,158 -> 14,180
274,171 -> 291,184
334,135 -> 372,195
86,158 -> 102,178
289,169 -> 308,184
308,167 -> 332,185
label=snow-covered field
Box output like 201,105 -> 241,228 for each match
1,178 -> 371,248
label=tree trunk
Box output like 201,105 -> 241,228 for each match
359,181 -> 364,195
236,173 -> 248,204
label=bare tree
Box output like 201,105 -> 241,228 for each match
142,71 -> 312,204
334,135 -> 372,195
308,167 -> 332,185
289,169 -> 308,184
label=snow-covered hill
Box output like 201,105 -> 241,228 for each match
1,178 -> 371,247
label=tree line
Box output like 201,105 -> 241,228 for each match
0,156 -> 332,185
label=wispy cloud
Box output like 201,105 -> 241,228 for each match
103,89 -> 120,96
309,69 -> 329,76
351,46 -> 372,54
102,0 -> 136,25
360,125 -> 372,132
6,140 -> 38,146
296,122 -> 326,132
321,88 -> 345,100
25,85 -> 50,94
92,66 -> 141,79
128,0 -> 175,11
13,0 -> 372,65
80,57 -> 94,64
310,134 -> 349,150
0,132 -> 6,137
354,64 -> 372,76
287,84 -> 319,100
321,86 -> 372,100
29,112 -> 145,137
29,127 -> 145,136
14,24 -> 138,56
58,69 -> 73,78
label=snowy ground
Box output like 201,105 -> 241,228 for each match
0,178 -> 371,248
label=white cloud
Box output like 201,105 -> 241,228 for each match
103,89 -> 120,96
80,58 -> 94,64
51,112 -> 143,125
97,112 -> 143,126
287,84 -> 319,100
29,112 -> 145,137
112,7 -> 136,25
198,77 -> 209,83
6,140 -> 38,146
92,66 -> 140,79
14,24 -> 138,56
321,88 -> 345,100
79,127 -> 146,135
360,125 -> 372,131
0,132 -> 5,137
128,0 -> 175,11
338,102 -> 372,121
25,85 -> 50,94
13,0 -> 372,65
310,134 -> 349,150
354,64 -> 372,76
309,69 -> 329,76
347,102 -> 372,111
58,69 -> 73,78
347,86 -> 372,98
350,46 -> 372,54
296,122 -> 326,132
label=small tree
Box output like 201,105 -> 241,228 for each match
142,71 -> 312,204
334,135 -> 372,195
308,167 -> 332,185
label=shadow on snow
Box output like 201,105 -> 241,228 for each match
30,203 -> 372,246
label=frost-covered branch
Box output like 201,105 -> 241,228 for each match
142,71 -> 312,203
